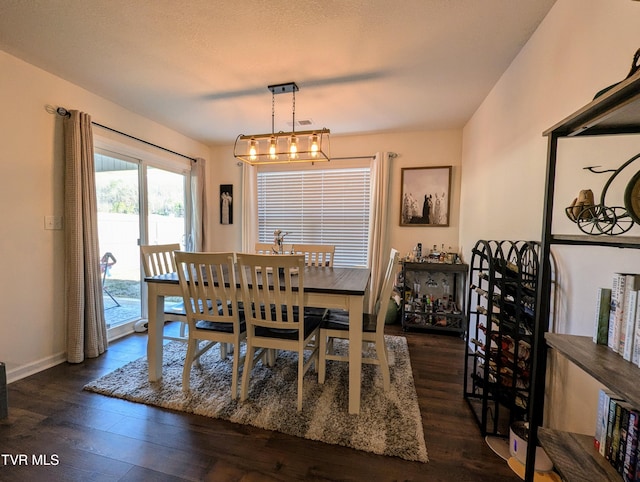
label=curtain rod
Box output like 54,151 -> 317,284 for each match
331,155 -> 375,160
331,153 -> 398,160
54,106 -> 197,162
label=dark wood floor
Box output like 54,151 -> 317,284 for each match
1,323 -> 520,481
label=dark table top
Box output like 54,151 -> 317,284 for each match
145,266 -> 371,296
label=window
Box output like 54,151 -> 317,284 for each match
257,167 -> 371,267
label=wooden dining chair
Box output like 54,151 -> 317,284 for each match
236,253 -> 323,411
255,242 -> 293,255
292,244 -> 335,267
174,251 -> 246,398
318,248 -> 399,391
140,243 -> 188,340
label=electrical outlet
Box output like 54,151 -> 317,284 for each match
44,216 -> 63,230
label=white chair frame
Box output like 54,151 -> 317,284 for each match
237,253 -> 320,411
291,244 -> 335,267
174,251 -> 246,398
140,243 -> 188,340
318,248 -> 399,391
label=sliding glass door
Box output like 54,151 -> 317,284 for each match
146,166 -> 187,246
95,149 -> 189,331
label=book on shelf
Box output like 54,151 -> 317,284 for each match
611,401 -> 625,465
610,273 -> 626,353
594,288 -> 612,345
620,276 -> 640,356
617,403 -> 631,473
634,293 -> 640,366
596,389 -> 614,455
608,398 -> 622,461
624,290 -> 639,361
624,408 -> 639,481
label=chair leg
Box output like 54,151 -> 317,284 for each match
179,321 -> 187,338
318,333 -> 327,384
103,287 -> 121,307
266,349 -> 277,367
220,342 -> 228,359
182,338 -> 197,391
297,348 -> 304,411
377,336 -> 391,391
230,343 -> 240,400
194,340 -> 202,367
241,342 -> 255,402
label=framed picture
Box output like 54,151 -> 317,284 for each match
400,166 -> 451,226
220,184 -> 233,225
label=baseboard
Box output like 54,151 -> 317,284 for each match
7,351 -> 66,384
7,321 -> 137,384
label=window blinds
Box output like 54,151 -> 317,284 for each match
257,167 -> 371,267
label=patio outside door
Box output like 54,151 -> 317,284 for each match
95,149 -> 188,331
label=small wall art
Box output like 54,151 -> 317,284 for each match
220,184 -> 233,225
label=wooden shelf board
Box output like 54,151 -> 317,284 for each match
402,262 -> 468,272
550,234 -> 640,248
545,333 -> 640,406
537,428 -> 620,482
544,69 -> 640,137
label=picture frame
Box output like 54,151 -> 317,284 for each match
220,184 -> 233,225
400,166 -> 451,226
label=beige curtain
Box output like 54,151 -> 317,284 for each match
64,110 -> 108,363
190,157 -> 206,251
241,163 -> 258,253
367,152 -> 394,312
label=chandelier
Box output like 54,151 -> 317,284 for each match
233,82 -> 330,165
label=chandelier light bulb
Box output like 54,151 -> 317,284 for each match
310,133 -> 319,157
269,136 -> 277,159
289,134 -> 298,158
248,138 -> 258,160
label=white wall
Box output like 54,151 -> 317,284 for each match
208,129 -> 463,261
461,0 -> 640,434
0,50 -> 210,382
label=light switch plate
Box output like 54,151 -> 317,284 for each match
44,215 -> 63,230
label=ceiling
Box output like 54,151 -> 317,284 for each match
0,0 -> 556,146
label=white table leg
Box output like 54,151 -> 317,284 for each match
147,283 -> 164,381
348,294 -> 364,414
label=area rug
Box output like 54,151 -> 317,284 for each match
84,335 -> 428,462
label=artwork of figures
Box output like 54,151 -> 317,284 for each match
400,166 -> 451,226
220,184 -> 233,225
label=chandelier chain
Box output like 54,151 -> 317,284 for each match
271,91 -> 275,135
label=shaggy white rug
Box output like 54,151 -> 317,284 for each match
84,335 -> 428,462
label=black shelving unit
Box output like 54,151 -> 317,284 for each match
464,239 -> 540,437
527,70 -> 640,482
400,261 -> 468,335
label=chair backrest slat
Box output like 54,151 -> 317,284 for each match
255,242 -> 294,255
373,249 -> 400,330
237,253 -> 305,330
140,243 -> 181,277
291,244 -> 335,267
174,251 -> 239,326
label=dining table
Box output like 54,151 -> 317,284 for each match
144,264 -> 371,414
